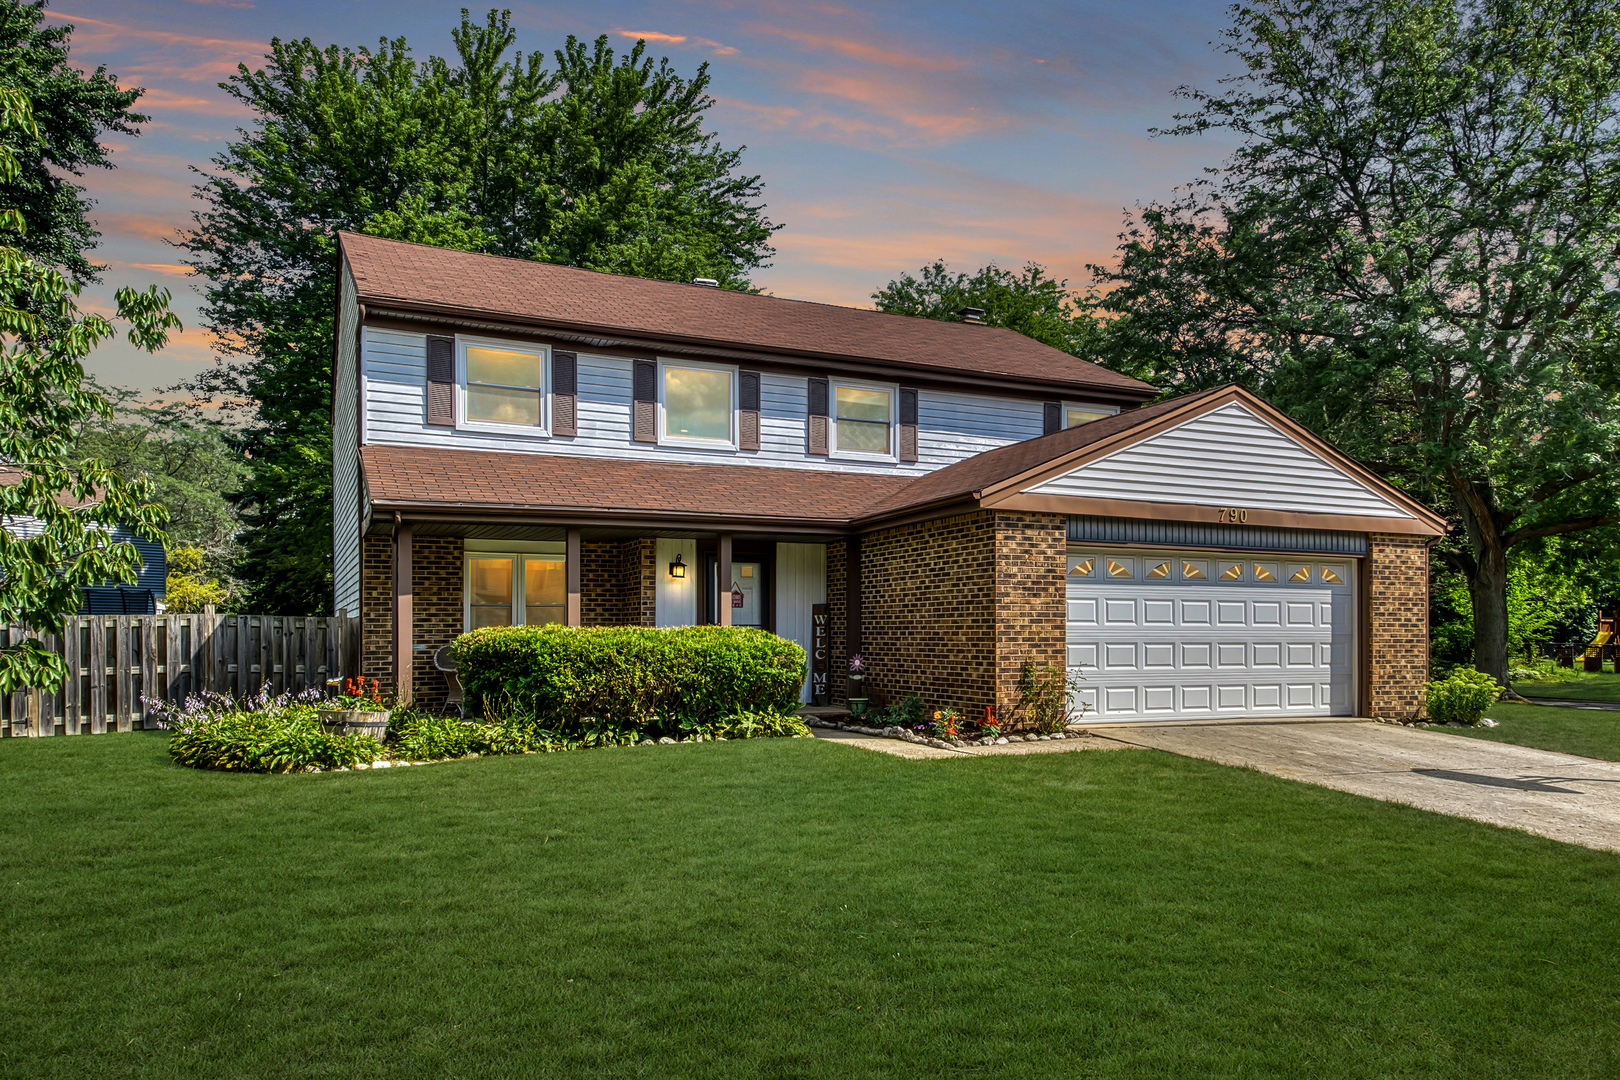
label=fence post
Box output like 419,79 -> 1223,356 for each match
165,616 -> 183,702
140,616 -> 157,726
87,615 -> 106,735
115,614 -> 132,732
62,617 -> 79,733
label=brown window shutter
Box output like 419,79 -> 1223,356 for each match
426,335 -> 455,427
633,359 -> 657,444
898,387 -> 919,462
552,351 -> 577,437
738,370 -> 761,451
1043,401 -> 1062,435
807,377 -> 829,455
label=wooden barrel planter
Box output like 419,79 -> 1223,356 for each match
318,709 -> 390,740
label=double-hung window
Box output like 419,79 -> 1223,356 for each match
831,380 -> 895,460
460,337 -> 548,432
658,359 -> 736,448
465,546 -> 567,630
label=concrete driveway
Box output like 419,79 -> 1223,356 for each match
1105,720 -> 1620,854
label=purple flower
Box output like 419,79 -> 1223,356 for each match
849,654 -> 866,673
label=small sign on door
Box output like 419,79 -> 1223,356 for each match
731,586 -> 744,608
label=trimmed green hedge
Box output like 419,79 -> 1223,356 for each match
452,625 -> 806,734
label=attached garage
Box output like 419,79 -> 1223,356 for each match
943,385 -> 1451,722
1065,545 -> 1357,722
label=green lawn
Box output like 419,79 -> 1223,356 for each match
1517,669 -> 1620,703
3,733 -> 1618,1079
1436,699 -> 1620,762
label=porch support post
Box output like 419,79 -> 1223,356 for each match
718,533 -> 733,627
565,528 -> 582,626
847,535 -> 861,661
393,518 -> 413,705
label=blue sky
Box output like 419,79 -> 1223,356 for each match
58,0 -> 1242,393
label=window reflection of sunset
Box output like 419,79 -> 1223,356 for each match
665,367 -> 731,440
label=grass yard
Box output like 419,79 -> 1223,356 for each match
1437,699 -> 1620,762
2,733 -> 1617,1079
1517,669 -> 1620,704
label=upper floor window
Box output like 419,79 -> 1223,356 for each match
460,337 -> 548,433
832,380 -> 895,460
1064,403 -> 1116,428
659,359 -> 736,449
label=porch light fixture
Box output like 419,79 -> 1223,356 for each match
669,553 -> 687,579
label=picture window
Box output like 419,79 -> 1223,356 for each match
465,551 -> 567,630
458,337 -> 548,432
661,362 -> 735,446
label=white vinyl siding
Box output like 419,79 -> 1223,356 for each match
332,264 -> 362,617
655,538 -> 699,627
774,543 -> 826,704
1027,402 -> 1410,518
359,328 -> 1068,475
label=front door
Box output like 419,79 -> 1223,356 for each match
704,556 -> 768,627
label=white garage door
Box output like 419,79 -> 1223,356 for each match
1065,549 -> 1356,722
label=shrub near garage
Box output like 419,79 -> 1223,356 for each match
452,624 -> 807,740
1424,669 -> 1502,726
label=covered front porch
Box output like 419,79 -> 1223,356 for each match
360,517 -> 843,713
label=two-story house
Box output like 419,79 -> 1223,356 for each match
333,232 -> 1445,723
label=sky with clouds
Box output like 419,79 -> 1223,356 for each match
57,0 -> 1243,394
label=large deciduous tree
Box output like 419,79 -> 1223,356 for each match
873,260 -> 1101,356
1091,0 -> 1620,685
0,80 -> 178,690
179,10 -> 781,614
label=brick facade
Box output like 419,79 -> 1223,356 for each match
1368,532 -> 1430,719
992,512 -> 1068,726
362,533 -> 655,711
409,537 -> 464,713
359,533 -> 465,709
850,510 -> 1066,724
826,539 -> 847,704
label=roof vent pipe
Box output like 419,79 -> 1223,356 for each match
956,307 -> 985,323
692,277 -> 720,287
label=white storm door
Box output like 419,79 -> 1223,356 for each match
1065,550 -> 1356,722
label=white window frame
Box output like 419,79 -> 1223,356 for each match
1062,401 -> 1120,428
456,335 -> 550,436
830,378 -> 898,462
657,357 -> 738,450
462,548 -> 568,631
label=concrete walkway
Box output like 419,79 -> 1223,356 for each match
1104,720 -> 1620,854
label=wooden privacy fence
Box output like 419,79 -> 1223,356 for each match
1,613 -> 361,738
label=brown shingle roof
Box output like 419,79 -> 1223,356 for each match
361,446 -> 913,526
339,231 -> 1154,397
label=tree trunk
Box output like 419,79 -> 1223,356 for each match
1452,480 -> 1511,685
1467,545 -> 1510,685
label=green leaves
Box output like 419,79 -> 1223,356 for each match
179,12 -> 782,612
1092,0 -> 1620,679
873,260 -> 1102,357
0,70 -> 176,692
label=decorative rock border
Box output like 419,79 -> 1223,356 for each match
803,715 -> 1092,751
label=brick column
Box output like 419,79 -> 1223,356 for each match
992,512 -> 1067,726
1368,532 -> 1430,719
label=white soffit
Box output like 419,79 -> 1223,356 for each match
1025,402 -> 1410,519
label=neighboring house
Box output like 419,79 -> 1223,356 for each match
333,233 -> 1446,721
0,467 -> 167,615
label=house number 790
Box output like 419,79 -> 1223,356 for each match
1217,507 -> 1249,523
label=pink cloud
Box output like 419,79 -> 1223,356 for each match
752,27 -> 959,72
616,29 -> 738,56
